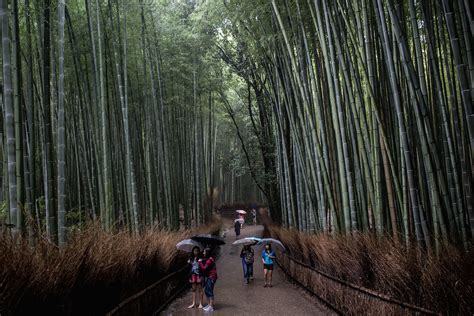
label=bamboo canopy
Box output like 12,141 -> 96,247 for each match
0,0 -> 472,252
0,0 -> 257,242
214,0 -> 473,249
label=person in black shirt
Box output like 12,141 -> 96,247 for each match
234,219 -> 241,239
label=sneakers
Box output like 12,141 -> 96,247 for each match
263,284 -> 267,288
198,304 -> 203,309
203,305 -> 214,312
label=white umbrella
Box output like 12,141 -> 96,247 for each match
235,210 -> 247,215
176,239 -> 204,253
256,238 -> 286,251
245,237 -> 262,242
232,237 -> 260,246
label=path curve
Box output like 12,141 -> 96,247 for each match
162,219 -> 331,315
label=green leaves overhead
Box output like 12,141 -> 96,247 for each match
212,0 -> 474,248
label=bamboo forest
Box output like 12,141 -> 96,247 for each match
1,0 -> 473,315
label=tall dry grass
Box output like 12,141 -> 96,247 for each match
265,224 -> 474,314
0,219 -> 221,316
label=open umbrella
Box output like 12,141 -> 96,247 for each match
232,237 -> 260,247
176,239 -> 204,253
256,238 -> 286,251
235,210 -> 247,215
191,234 -> 226,246
245,237 -> 262,243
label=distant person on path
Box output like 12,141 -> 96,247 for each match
199,248 -> 218,312
187,246 -> 204,309
239,214 -> 245,229
251,209 -> 257,225
262,244 -> 276,288
240,245 -> 255,284
234,219 -> 241,239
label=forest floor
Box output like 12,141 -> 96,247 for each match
161,219 -> 331,315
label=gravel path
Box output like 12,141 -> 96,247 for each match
161,220 -> 331,315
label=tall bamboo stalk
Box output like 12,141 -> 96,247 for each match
57,0 -> 66,246
1,0 -> 17,231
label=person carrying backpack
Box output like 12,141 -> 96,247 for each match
240,245 -> 255,284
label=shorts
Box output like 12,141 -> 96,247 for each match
204,278 -> 216,299
189,274 -> 202,283
263,264 -> 274,270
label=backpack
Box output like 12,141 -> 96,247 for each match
244,250 -> 254,264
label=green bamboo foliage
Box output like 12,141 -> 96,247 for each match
1,0 -> 471,250
0,0 -> 243,242
216,0 -> 473,247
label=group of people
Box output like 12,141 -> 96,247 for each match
187,247 -> 218,312
240,243 -> 275,286
186,242 -> 276,312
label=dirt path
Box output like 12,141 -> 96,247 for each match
162,219 -> 331,315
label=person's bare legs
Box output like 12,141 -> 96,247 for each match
263,268 -> 268,287
188,283 -> 196,308
198,283 -> 204,308
268,269 -> 273,287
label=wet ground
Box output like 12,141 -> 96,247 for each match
161,219 -> 331,315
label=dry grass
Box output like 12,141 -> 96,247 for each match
265,224 -> 474,315
0,218 -> 221,316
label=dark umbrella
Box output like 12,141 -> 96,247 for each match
191,234 -> 226,246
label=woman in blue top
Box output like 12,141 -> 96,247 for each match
261,244 -> 276,287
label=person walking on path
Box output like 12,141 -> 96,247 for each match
234,219 -> 241,239
262,244 -> 276,288
251,209 -> 257,225
187,246 -> 204,309
199,248 -> 218,312
239,214 -> 245,229
240,245 -> 255,284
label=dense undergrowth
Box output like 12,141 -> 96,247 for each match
0,219 -> 221,316
265,223 -> 474,314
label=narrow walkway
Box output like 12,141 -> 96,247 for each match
162,219 -> 330,315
